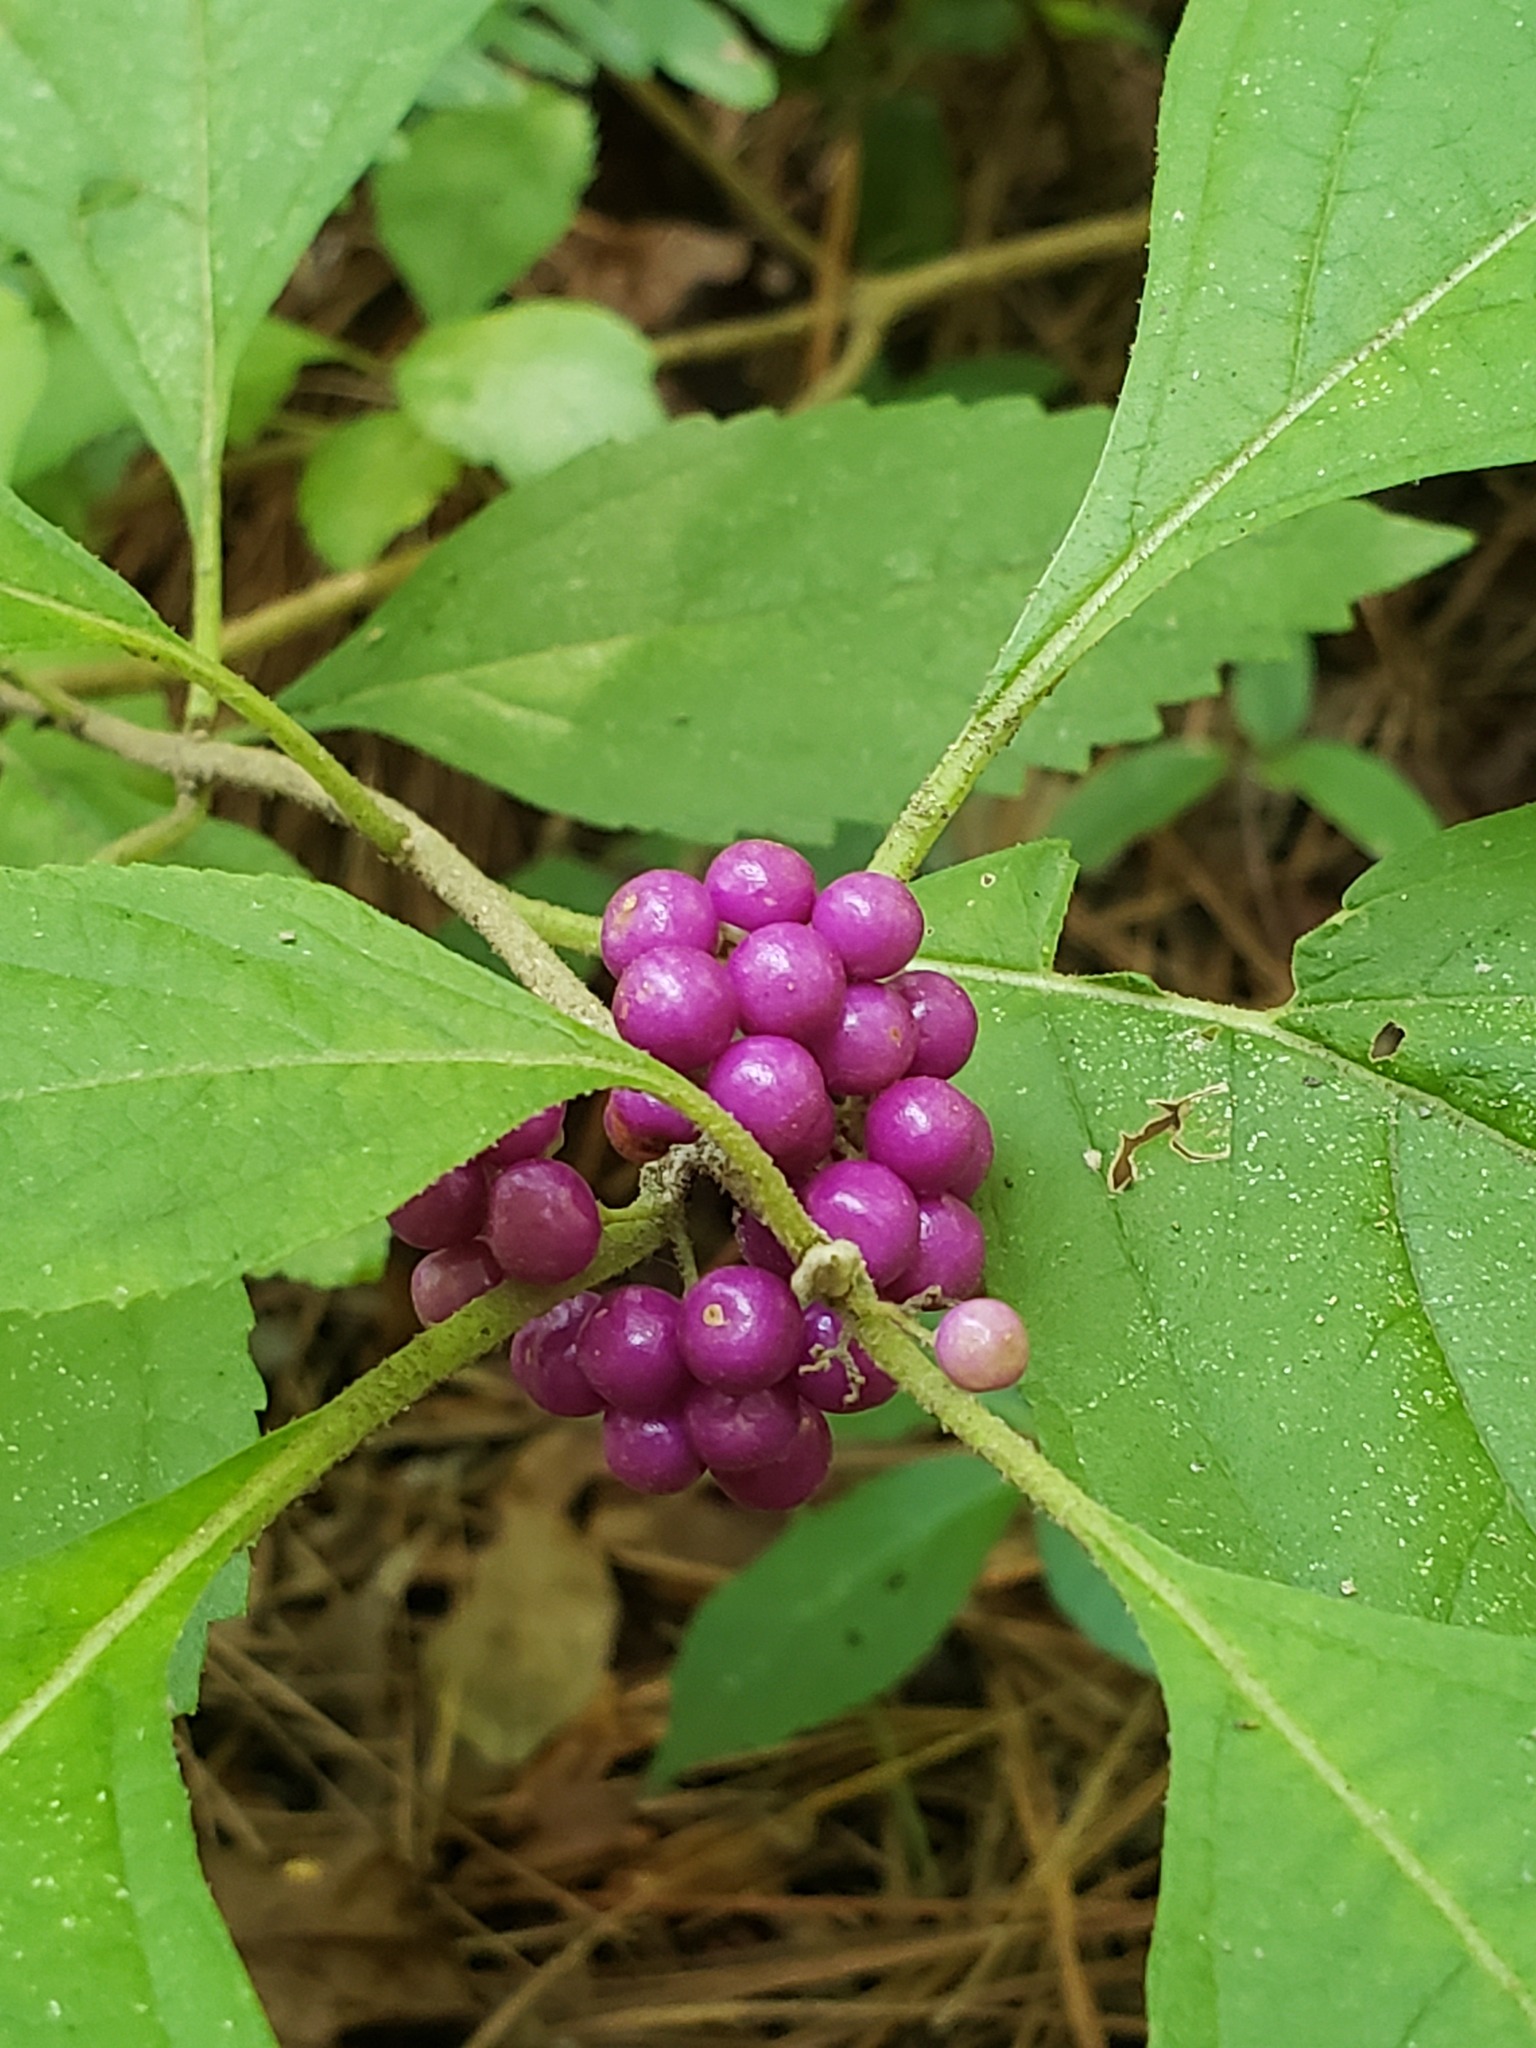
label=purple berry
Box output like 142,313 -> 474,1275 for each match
409,1239 -> 502,1325
811,872 -> 924,981
485,1159 -> 601,1284
934,1297 -> 1029,1392
684,1380 -> 801,1472
893,970 -> 978,1080
578,1284 -> 689,1413
478,1103 -> 566,1172
604,1087 -> 696,1164
613,944 -> 737,1072
800,1158 -> 919,1290
389,1162 -> 486,1249
798,1305 -> 897,1412
728,922 -> 846,1044
706,838 -> 817,930
734,1206 -> 794,1278
678,1268 -> 804,1390
952,1115 -> 995,1200
887,1195 -> 986,1305
865,1077 -> 992,1198
601,868 -> 718,975
509,1292 -> 603,1416
603,1409 -> 703,1494
811,980 -> 917,1097
716,1404 -> 832,1510
708,1035 -> 836,1175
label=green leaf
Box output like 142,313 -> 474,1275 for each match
856,93 -> 958,273
1037,0 -> 1162,51
0,287 -> 48,482
1050,737 -> 1227,871
0,717 -> 308,873
1263,737 -> 1440,860
297,411 -> 461,572
396,301 -> 664,485
226,319 -> 348,449
0,1284 -> 262,1711
917,817 -> 1536,1630
868,349 -> 1069,406
0,0 -> 489,538
1081,1504 -> 1536,2046
262,1217 -> 391,1290
601,0 -> 776,103
977,0 -> 1536,785
907,836 -> 1076,971
11,317 -> 139,488
1231,640 -> 1314,752
279,399 -> 1466,841
1034,1517 -> 1153,1672
653,1458 -> 1014,1781
372,91 -> 597,323
0,483 -> 185,657
0,864 -> 659,1315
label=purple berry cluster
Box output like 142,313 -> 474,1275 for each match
603,842 -> 997,1323
386,839 -> 1028,1510
511,1266 -> 884,1507
388,1103 -> 600,1327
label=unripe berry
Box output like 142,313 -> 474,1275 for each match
678,1267 -> 803,1390
604,1087 -> 695,1164
613,944 -> 737,1071
892,970 -> 978,1080
798,1305 -> 897,1413
485,1160 -> 601,1284
603,1409 -> 703,1494
887,1194 -> 986,1306
716,1404 -> 833,1510
865,1076 -> 992,1198
801,1158 -> 920,1290
706,838 -> 817,930
409,1239 -> 502,1325
478,1103 -> 566,1173
811,871 -> 924,981
578,1284 -> 689,1413
708,1035 -> 836,1176
509,1293 -> 603,1416
728,921 -> 846,1043
390,1162 -> 485,1249
684,1380 -> 801,1472
811,980 -> 917,1097
601,868 -> 718,975
934,1297 -> 1029,1391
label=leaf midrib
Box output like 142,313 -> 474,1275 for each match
921,957 -> 1536,1169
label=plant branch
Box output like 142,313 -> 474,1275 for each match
620,75 -> 822,271
0,675 -> 611,1026
92,789 -> 209,866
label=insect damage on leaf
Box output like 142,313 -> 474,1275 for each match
1106,1081 -> 1231,1193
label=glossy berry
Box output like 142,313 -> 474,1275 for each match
478,1104 -> 566,1173
578,1284 -> 689,1413
708,1035 -> 836,1175
812,980 -> 917,1097
409,1240 -> 502,1326
893,970 -> 978,1080
601,867 -> 718,975
798,1305 -> 897,1413
678,1267 -> 804,1390
952,1114 -> 995,1201
716,1404 -> 833,1510
509,1293 -> 603,1416
684,1380 -> 801,1472
728,922 -> 846,1044
811,871 -> 924,982
865,1077 -> 992,1198
734,1206 -> 794,1277
485,1159 -> 601,1285
934,1297 -> 1029,1392
603,1409 -> 703,1494
613,944 -> 736,1071
888,1194 -> 986,1305
604,1087 -> 695,1164
800,1158 -> 919,1290
389,1162 -> 485,1249
706,838 -> 817,931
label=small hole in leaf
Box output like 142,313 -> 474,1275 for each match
1369,1021 -> 1406,1061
